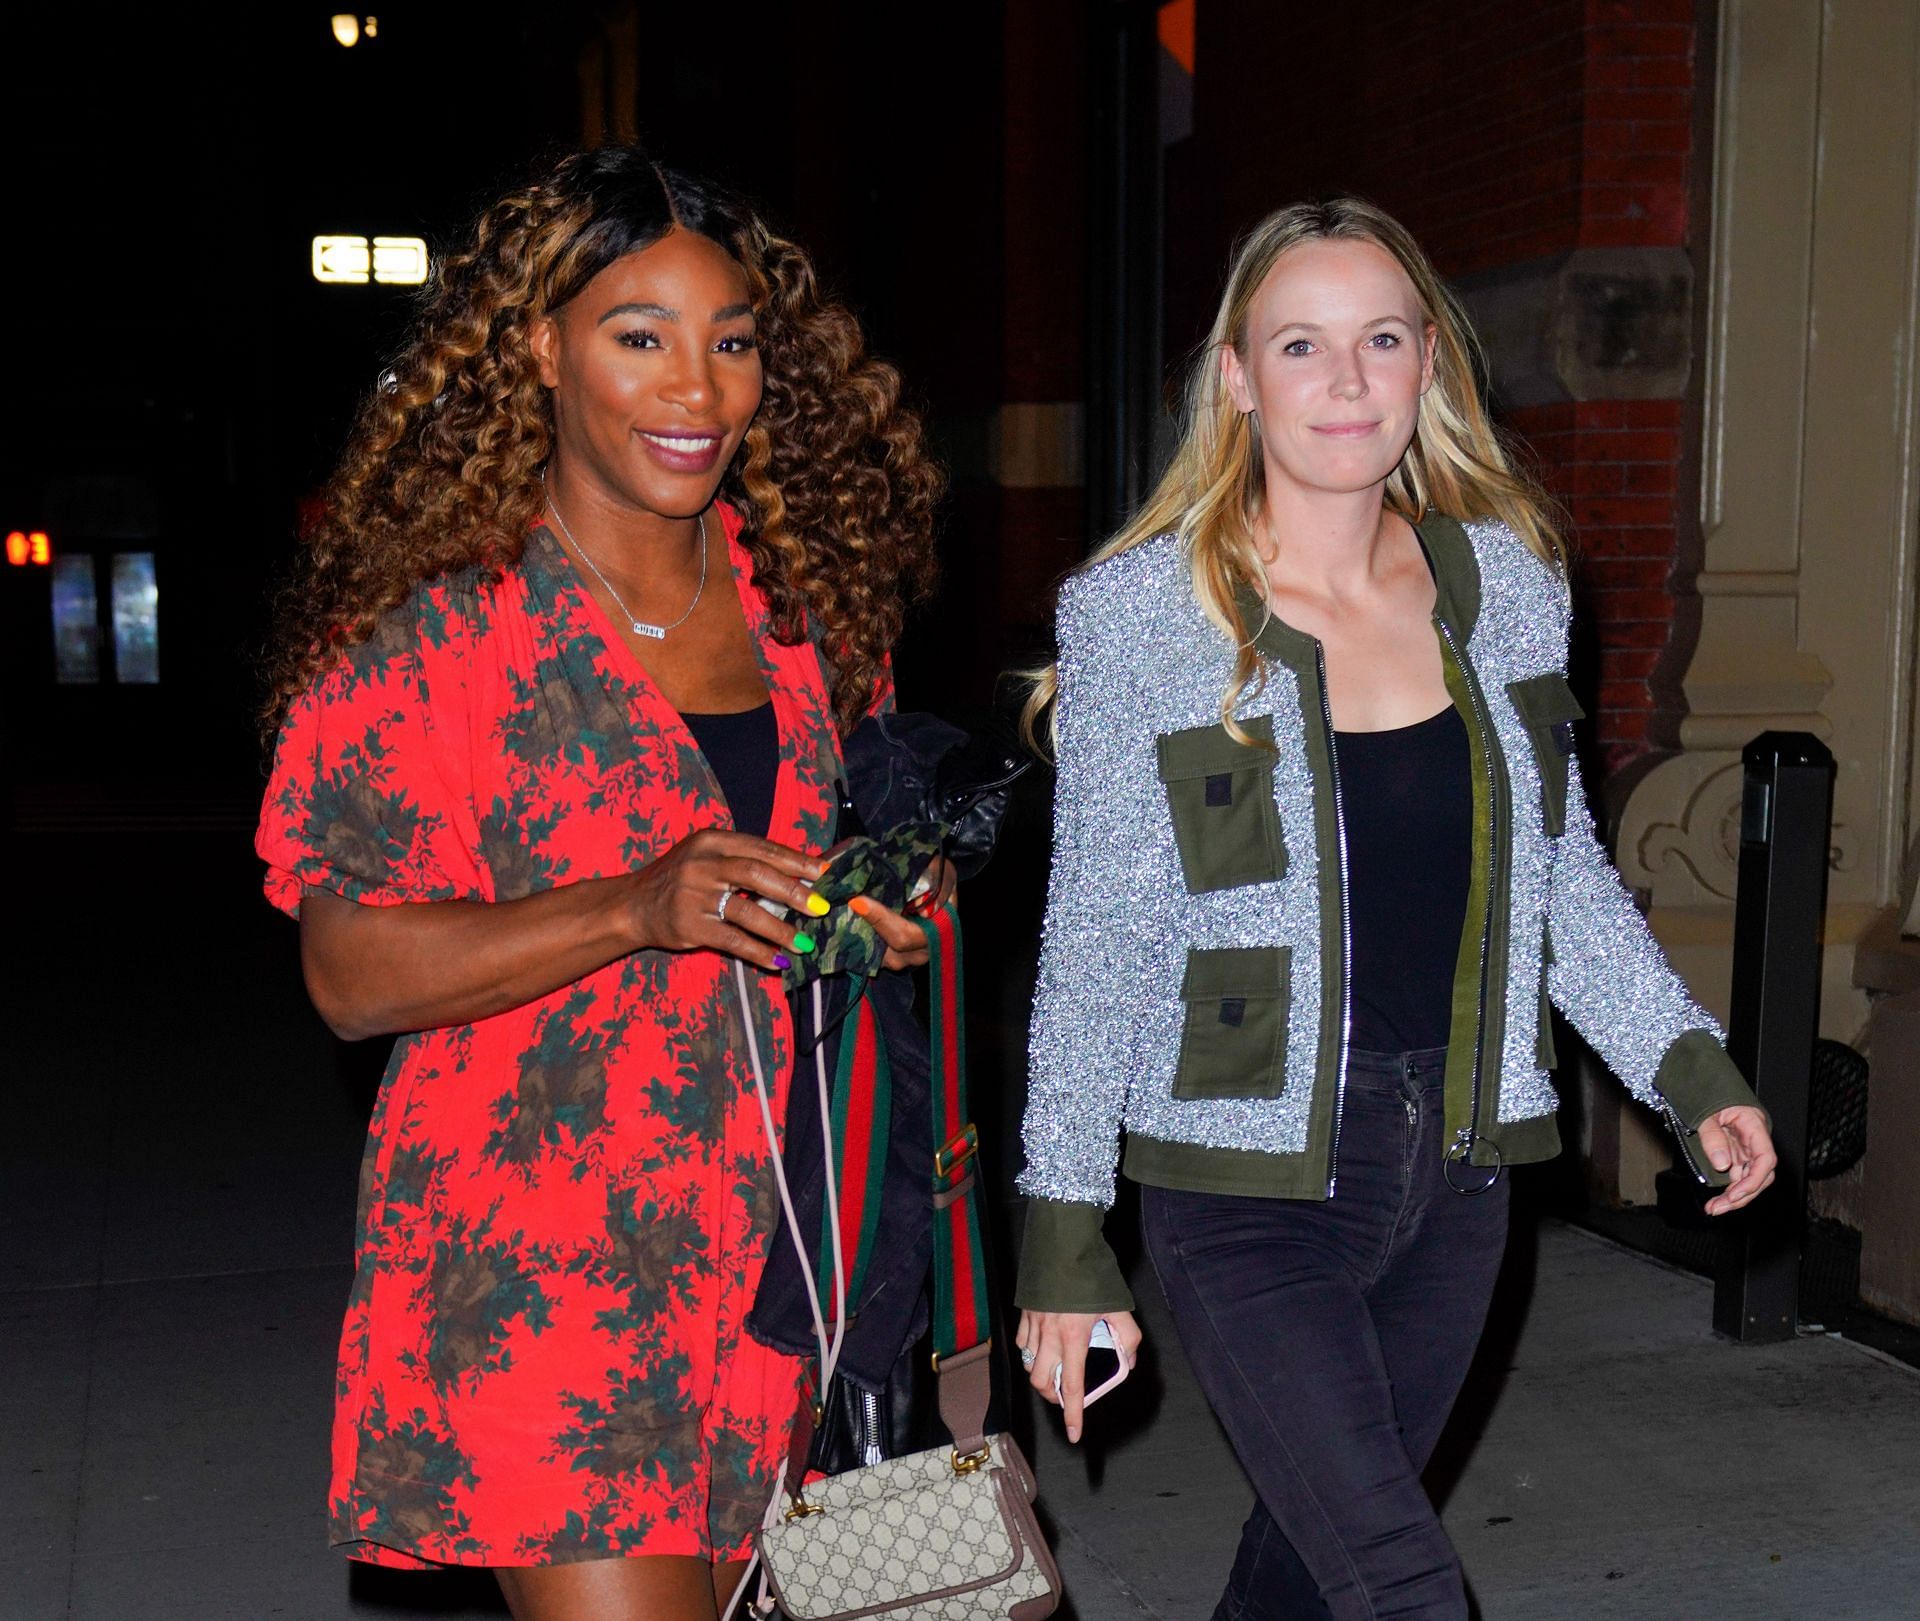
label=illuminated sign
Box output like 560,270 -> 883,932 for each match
372,237 -> 428,284
312,235 -> 371,283
311,235 -> 428,285
6,530 -> 51,566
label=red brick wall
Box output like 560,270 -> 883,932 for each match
1168,0 -> 1701,777
1556,2 -> 1698,774
1507,399 -> 1686,774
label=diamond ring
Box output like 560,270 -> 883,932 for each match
1019,1347 -> 1037,1369
716,888 -> 732,924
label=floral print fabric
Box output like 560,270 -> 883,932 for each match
257,506 -> 849,1567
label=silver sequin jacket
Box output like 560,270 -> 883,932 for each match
1014,514 -> 1760,1312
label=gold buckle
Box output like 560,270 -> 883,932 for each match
784,1498 -> 825,1521
929,1336 -> 990,1373
950,1445 -> 991,1476
935,1124 -> 978,1178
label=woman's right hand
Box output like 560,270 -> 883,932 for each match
1016,1308 -> 1144,1444
627,828 -> 827,971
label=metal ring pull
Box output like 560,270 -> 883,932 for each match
1443,1130 -> 1504,1196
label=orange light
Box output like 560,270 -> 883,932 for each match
1158,0 -> 1195,74
5,531 -> 25,566
9,531 -> 51,565
30,531 -> 50,564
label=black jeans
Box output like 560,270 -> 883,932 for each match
1141,1047 -> 1510,1621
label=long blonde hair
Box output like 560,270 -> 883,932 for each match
1024,197 -> 1561,749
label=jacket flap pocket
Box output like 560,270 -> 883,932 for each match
1507,674 -> 1582,835
1156,714 -> 1277,781
1180,944 -> 1290,1002
1173,946 -> 1291,1100
1156,717 -> 1287,894
1506,673 -> 1585,731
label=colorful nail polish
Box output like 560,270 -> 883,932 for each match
773,953 -> 792,970
847,895 -> 872,917
792,931 -> 816,954
804,891 -> 831,917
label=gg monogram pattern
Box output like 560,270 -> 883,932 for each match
259,505 -> 870,1568
760,1438 -> 1058,1620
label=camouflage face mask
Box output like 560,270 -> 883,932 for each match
780,820 -> 947,991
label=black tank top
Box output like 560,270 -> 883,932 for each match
1332,703 -> 1473,1052
680,701 -> 779,839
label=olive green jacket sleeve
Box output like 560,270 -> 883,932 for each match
1014,1198 -> 1135,1314
1014,575 -> 1157,1305
1654,1028 -> 1768,1189
1547,753 -> 1763,1187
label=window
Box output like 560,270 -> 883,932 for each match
51,555 -> 101,684
110,552 -> 159,683
49,551 -> 160,684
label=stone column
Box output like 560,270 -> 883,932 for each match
1608,0 -> 1920,1290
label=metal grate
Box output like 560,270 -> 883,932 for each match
1807,1038 -> 1869,1181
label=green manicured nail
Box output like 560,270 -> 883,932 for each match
792,931 -> 816,954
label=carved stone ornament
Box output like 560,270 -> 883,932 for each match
1616,753 -> 1744,906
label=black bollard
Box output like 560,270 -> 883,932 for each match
1711,732 -> 1835,1343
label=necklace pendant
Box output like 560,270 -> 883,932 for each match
544,482 -> 707,643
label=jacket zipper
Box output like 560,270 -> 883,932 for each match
859,1388 -> 884,1466
1314,642 -> 1353,1198
1661,1099 -> 1709,1184
1435,615 -> 1496,1162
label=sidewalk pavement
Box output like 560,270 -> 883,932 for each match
10,1211 -> 1917,1619
1033,1218 -> 1920,1620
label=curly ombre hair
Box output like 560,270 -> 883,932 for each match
263,147 -> 942,735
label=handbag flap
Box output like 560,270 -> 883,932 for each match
758,1438 -> 1048,1620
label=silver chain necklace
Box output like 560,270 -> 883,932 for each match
543,482 -> 707,641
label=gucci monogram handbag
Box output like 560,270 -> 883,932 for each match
735,906 -> 1061,1621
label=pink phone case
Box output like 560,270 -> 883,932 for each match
1053,1318 -> 1130,1406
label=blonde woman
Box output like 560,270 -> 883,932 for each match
1012,199 -> 1776,1620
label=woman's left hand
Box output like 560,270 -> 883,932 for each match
847,856 -> 958,971
1699,1105 -> 1778,1216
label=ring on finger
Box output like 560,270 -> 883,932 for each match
1019,1347 -> 1036,1369
715,886 -> 732,924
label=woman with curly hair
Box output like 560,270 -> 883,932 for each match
255,147 -> 943,1619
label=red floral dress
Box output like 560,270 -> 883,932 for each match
257,505 -> 853,1567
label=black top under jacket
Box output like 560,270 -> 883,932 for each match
1333,702 -> 1473,1053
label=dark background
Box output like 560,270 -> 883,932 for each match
0,2 -> 1018,797
0,0 -> 1722,816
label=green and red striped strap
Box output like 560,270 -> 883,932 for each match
921,903 -> 989,1363
818,990 -> 891,1317
809,902 -> 987,1372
